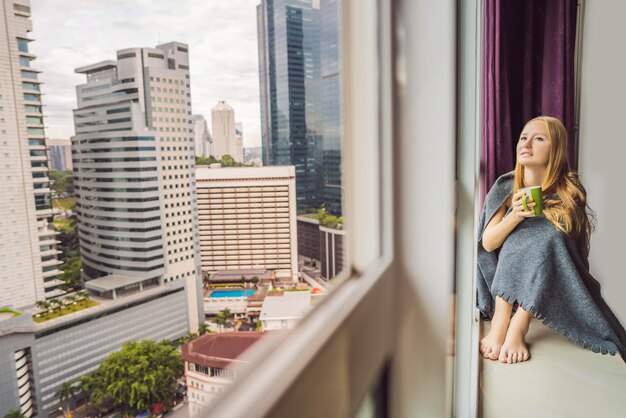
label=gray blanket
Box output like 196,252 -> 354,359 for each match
477,172 -> 626,358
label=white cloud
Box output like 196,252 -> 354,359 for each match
29,0 -> 262,147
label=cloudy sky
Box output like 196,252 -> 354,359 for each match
29,0 -> 262,147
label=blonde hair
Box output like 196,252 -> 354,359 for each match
513,116 -> 595,256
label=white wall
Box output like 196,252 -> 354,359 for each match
578,0 -> 626,322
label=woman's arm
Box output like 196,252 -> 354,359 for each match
482,191 -> 536,252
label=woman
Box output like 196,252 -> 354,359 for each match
476,116 -> 626,364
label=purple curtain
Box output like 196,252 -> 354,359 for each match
481,0 -> 578,201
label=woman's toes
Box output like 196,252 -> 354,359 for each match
511,353 -> 518,363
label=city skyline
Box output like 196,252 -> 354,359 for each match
28,0 -> 263,147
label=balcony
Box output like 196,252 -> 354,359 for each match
35,207 -> 53,217
42,278 -> 64,289
42,268 -> 61,279
39,248 -> 61,258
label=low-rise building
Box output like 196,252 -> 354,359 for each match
259,291 -> 311,331
0,282 -> 189,417
181,332 -> 264,416
296,215 -> 346,279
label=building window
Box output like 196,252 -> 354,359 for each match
17,38 -> 29,53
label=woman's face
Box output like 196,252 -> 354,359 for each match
517,120 -> 551,168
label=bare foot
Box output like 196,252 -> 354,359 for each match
498,313 -> 530,364
480,319 -> 509,360
480,297 -> 514,360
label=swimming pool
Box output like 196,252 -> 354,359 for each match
209,289 -> 254,298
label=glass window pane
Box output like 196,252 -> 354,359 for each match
23,93 -> 40,102
21,70 -> 38,79
25,105 -> 42,113
22,82 -> 40,91
17,38 -> 29,52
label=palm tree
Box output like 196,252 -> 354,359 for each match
63,295 -> 76,307
78,372 -> 106,416
76,290 -> 90,302
212,313 -> 228,332
198,322 -> 209,335
3,409 -> 26,418
57,381 -> 77,416
212,308 -> 234,332
35,300 -> 50,316
48,298 -> 61,313
222,308 -> 233,327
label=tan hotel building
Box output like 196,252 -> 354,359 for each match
196,166 -> 298,282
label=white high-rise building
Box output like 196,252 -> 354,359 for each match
192,114 -> 212,158
196,165 -> 299,282
0,0 -> 62,308
211,100 -> 243,162
72,42 -> 203,330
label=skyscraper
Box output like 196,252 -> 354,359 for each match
193,114 -> 212,158
211,100 -> 242,162
257,0 -> 323,213
71,42 -> 203,329
46,138 -> 73,171
320,0 -> 343,215
0,0 -> 62,308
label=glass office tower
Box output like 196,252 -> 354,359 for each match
320,0 -> 343,216
257,0 -> 322,213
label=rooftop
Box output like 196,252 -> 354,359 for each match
75,60 -> 117,74
209,269 -> 273,282
32,282 -> 184,332
196,165 -> 295,181
181,332 -> 265,369
85,274 -> 148,292
297,215 -> 320,225
260,291 -> 311,320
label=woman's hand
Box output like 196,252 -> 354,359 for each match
510,191 -> 536,219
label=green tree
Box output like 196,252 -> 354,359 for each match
57,380 -> 77,416
52,218 -> 81,290
49,169 -> 74,197
220,154 -> 235,167
212,314 -> 227,332
76,290 -> 90,302
3,409 -> 25,418
48,298 -> 61,312
198,322 -> 209,335
35,300 -> 50,314
195,155 -> 218,166
58,252 -> 82,291
79,372 -> 106,415
93,340 -> 183,414
63,295 -> 76,307
315,208 -> 343,229
212,308 -> 233,332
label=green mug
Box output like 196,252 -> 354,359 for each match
518,186 -> 543,216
